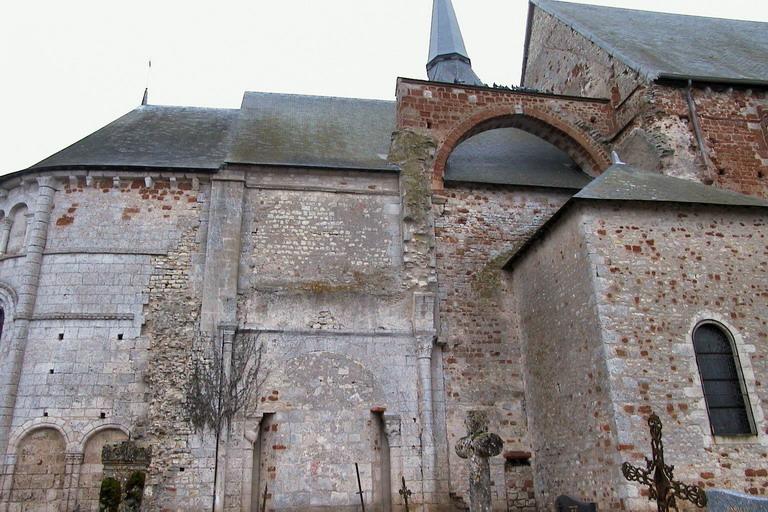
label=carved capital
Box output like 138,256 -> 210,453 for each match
0,218 -> 12,229
65,452 -> 84,465
36,176 -> 60,190
383,414 -> 402,442
416,334 -> 436,359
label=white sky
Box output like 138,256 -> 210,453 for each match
0,0 -> 766,175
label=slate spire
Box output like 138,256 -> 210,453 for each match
427,0 -> 483,86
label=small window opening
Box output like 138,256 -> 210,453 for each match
0,307 -> 4,341
43,411 -> 48,417
117,333 -> 124,340
100,412 -> 106,419
49,369 -> 54,374
693,323 -> 755,436
58,332 -> 64,341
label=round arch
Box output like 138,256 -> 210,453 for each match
7,419 -> 74,456
432,106 -> 612,188
77,422 -> 131,453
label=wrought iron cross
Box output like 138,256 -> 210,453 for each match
399,476 -> 413,511
621,413 -> 707,512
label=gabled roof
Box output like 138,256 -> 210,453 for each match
504,164 -> 768,269
227,92 -> 398,171
445,128 -> 591,189
31,106 -> 238,171
528,0 -> 768,85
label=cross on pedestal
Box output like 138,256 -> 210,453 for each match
621,412 -> 707,512
399,476 -> 412,511
455,410 -> 504,512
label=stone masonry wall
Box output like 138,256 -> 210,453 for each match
583,202 -> 768,509
0,173 -> 208,511
434,183 -> 572,510
507,207 -> 626,511
524,6 -> 768,199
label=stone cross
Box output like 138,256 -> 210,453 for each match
622,412 -> 707,512
455,410 -> 504,512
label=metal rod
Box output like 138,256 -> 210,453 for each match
261,483 -> 268,512
355,462 -> 365,512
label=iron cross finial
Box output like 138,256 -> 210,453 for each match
399,476 -> 412,511
621,412 -> 707,511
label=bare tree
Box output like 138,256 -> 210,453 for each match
186,331 -> 266,435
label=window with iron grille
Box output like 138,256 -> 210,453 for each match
693,323 -> 755,436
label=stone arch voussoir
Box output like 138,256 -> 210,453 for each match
77,422 -> 131,454
7,418 -> 76,456
432,105 -> 611,188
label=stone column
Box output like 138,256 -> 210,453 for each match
0,177 -> 58,459
383,414 -> 404,510
63,452 -> 84,510
242,414 -> 264,512
0,453 -> 17,511
0,219 -> 12,256
416,334 -> 437,507
213,323 -> 236,512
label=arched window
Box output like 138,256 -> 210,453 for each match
693,323 -> 755,436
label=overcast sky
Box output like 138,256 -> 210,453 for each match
1,0 -> 766,175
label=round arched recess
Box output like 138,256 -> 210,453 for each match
433,112 -> 610,187
444,127 -> 593,189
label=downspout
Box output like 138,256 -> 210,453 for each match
685,80 -> 715,180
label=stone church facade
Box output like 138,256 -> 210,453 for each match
0,1 -> 766,510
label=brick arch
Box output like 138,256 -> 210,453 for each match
432,106 -> 611,188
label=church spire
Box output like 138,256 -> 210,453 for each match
426,0 -> 483,86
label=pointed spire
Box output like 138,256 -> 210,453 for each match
427,0 -> 483,86
141,87 -> 149,106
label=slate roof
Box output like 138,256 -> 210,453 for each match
428,0 -> 470,64
427,0 -> 483,86
503,164 -> 768,269
528,0 -> 768,85
445,128 -> 591,189
575,164 -> 768,207
31,106 -> 238,171
226,92 -> 398,171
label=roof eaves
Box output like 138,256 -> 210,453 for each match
529,0 -> 662,82
223,160 -> 401,173
657,73 -> 768,87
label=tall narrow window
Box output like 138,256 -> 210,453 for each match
0,307 -> 4,340
693,323 -> 754,436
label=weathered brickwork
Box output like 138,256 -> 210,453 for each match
434,183 -> 571,510
396,78 -> 613,186
523,7 -> 768,199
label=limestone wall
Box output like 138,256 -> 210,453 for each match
0,172 -> 208,511
583,202 -> 768,508
508,206 -> 625,510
